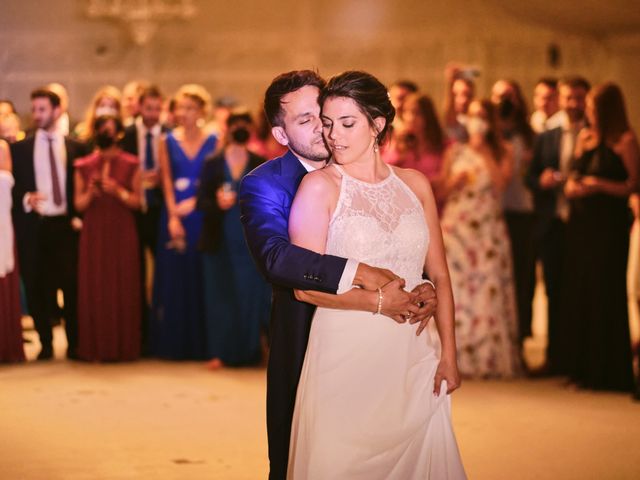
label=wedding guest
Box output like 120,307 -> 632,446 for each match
0,100 -> 23,143
0,139 -> 24,363
0,113 -> 24,143
74,116 -> 142,362
0,100 -> 16,117
563,82 -> 639,392
74,85 -> 122,143
11,88 -> 85,360
491,80 -> 537,347
383,93 -> 446,194
161,98 -> 178,131
440,99 -> 520,378
443,64 -> 476,143
198,110 -> 270,368
207,95 -> 238,138
530,78 -> 559,134
122,80 -> 149,126
150,84 -> 217,360
247,108 -> 287,160
120,85 -> 166,354
527,76 -> 590,375
388,79 -> 418,130
46,83 -> 71,136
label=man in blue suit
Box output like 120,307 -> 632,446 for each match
239,70 -> 437,479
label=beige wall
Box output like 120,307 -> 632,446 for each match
1,0 -> 638,128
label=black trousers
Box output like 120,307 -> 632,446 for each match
136,205 -> 161,353
504,211 -> 537,341
539,217 -> 567,373
22,217 -> 78,354
266,288 -> 315,480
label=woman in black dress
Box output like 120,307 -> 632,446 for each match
563,82 -> 639,392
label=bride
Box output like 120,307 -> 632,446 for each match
287,71 -> 466,479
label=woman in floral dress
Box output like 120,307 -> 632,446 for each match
440,99 -> 521,378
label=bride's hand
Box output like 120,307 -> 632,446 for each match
408,282 -> 438,336
380,278 -> 420,323
433,357 -> 461,396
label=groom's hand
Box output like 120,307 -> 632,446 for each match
380,278 -> 420,324
354,263 -> 398,291
408,282 -> 438,336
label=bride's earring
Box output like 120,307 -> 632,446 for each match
373,142 -> 379,153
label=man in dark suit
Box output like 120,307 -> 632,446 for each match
11,88 -> 87,360
120,85 -> 166,353
239,71 -> 437,479
527,76 -> 590,374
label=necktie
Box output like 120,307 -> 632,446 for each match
145,131 -> 154,170
48,135 -> 63,206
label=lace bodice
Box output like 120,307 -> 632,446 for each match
326,164 -> 429,290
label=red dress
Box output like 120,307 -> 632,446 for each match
0,252 -> 25,363
76,151 -> 141,361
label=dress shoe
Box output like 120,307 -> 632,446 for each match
37,347 -> 54,361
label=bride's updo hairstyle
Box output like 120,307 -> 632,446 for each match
319,71 -> 395,146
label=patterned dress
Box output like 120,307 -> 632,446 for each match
441,145 -> 520,378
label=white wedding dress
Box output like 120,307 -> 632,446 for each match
288,164 -> 466,479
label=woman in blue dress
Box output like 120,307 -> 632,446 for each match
198,110 -> 271,368
151,84 -> 217,359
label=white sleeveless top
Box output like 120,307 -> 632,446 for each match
326,163 -> 429,290
0,170 -> 15,277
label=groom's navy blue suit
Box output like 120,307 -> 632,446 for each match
239,150 -> 348,479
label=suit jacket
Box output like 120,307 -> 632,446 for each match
238,150 -> 347,477
10,135 -> 87,278
120,122 -> 170,156
239,150 -> 347,292
120,123 -> 167,209
197,150 -> 265,252
526,126 -> 563,237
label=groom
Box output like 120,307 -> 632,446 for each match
239,70 -> 437,479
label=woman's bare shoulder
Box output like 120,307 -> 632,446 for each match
298,165 -> 340,195
392,165 -> 432,200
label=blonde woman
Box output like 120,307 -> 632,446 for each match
150,84 -> 218,360
74,85 -> 123,143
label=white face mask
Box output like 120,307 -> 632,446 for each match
95,106 -> 118,117
466,117 -> 489,137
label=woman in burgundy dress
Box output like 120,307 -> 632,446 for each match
0,138 -> 24,363
74,116 -> 142,361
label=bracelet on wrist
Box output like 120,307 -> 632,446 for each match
374,287 -> 383,315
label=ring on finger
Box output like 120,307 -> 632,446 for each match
416,301 -> 425,308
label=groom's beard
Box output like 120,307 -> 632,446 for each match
288,136 -> 330,163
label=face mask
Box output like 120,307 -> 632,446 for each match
95,131 -> 116,150
95,106 -> 119,117
231,127 -> 250,144
499,98 -> 515,119
466,117 -> 489,137
456,113 -> 469,126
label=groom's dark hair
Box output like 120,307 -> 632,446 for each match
264,70 -> 326,128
